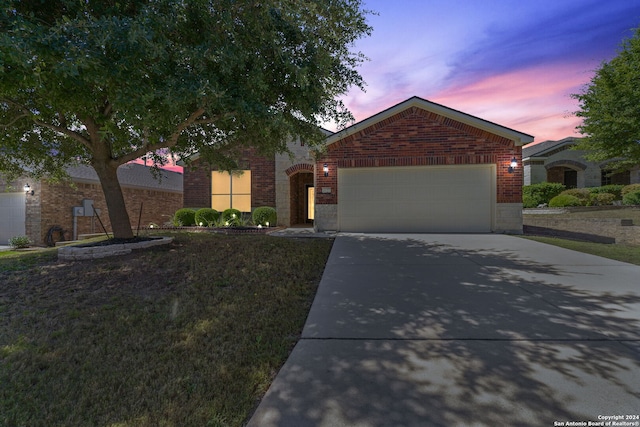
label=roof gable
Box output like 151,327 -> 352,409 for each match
522,137 -> 579,159
325,96 -> 534,148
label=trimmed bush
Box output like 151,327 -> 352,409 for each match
522,194 -> 538,209
522,182 -> 566,207
8,235 -> 31,249
588,185 -> 625,199
222,208 -> 242,225
173,208 -> 197,226
549,194 -> 583,207
252,206 -> 277,226
589,192 -> 616,206
621,183 -> 640,196
558,188 -> 590,205
195,208 -> 219,226
623,190 -> 640,205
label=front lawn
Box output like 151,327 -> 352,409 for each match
0,232 -> 333,427
521,235 -> 640,265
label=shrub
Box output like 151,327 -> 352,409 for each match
589,192 -> 616,206
522,194 -> 538,209
549,194 -> 583,207
588,185 -> 625,199
194,208 -> 219,226
222,208 -> 242,225
252,206 -> 277,226
173,208 -> 197,226
558,188 -> 590,205
623,190 -> 640,205
8,235 -> 31,249
621,183 -> 640,196
522,182 -> 566,207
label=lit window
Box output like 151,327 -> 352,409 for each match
211,170 -> 251,212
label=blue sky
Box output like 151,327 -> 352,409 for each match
332,0 -> 640,143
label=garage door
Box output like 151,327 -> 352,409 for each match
0,193 -> 26,244
338,165 -> 494,233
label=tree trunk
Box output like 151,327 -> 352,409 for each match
92,162 -> 134,239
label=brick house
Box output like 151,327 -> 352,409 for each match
523,137 -> 640,188
183,96 -> 533,233
0,163 -> 183,245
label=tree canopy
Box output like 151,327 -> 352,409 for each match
573,25 -> 640,170
0,0 -> 372,238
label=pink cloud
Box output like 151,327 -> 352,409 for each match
429,63 -> 593,142
335,62 -> 595,144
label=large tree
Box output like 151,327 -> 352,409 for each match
0,0 -> 371,238
573,25 -> 640,170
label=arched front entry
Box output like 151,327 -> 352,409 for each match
546,160 -> 587,188
285,164 -> 314,226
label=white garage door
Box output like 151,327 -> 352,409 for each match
0,193 -> 26,244
338,165 -> 494,233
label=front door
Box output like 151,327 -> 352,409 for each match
564,170 -> 577,188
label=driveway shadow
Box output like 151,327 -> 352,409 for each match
248,234 -> 640,427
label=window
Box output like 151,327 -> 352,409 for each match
211,170 -> 251,212
601,170 -> 630,186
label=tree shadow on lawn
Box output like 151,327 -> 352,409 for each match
249,234 -> 640,427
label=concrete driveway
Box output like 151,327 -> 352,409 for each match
248,234 -> 640,427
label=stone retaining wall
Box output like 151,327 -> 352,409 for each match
523,216 -> 640,245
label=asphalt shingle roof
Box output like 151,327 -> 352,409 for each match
66,163 -> 183,193
522,137 -> 578,159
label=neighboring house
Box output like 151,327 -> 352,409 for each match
183,96 -> 533,234
0,163 -> 183,245
523,137 -> 640,187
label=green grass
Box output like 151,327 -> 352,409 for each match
521,236 -> 640,265
0,232 -> 333,427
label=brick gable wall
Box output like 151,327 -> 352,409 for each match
316,107 -> 523,205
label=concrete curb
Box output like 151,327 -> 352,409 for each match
58,236 -> 173,261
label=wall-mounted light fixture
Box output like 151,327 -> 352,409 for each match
508,157 -> 518,173
323,163 -> 329,177
23,184 -> 34,196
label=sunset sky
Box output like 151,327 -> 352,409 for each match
330,0 -> 640,144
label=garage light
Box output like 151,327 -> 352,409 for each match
508,157 -> 518,173
323,163 -> 329,177
23,184 -> 34,196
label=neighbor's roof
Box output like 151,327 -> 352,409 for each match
178,128 -> 335,165
522,137 -> 579,159
67,163 -> 183,193
325,96 -> 535,147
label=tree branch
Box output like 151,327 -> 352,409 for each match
1,97 -> 91,148
114,107 -> 211,165
33,118 -> 92,149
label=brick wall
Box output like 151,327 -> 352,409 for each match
183,162 -> 211,208
39,180 -> 182,244
183,148 -> 276,210
316,106 -> 522,204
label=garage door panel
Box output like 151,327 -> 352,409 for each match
0,193 -> 26,244
338,165 -> 493,233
